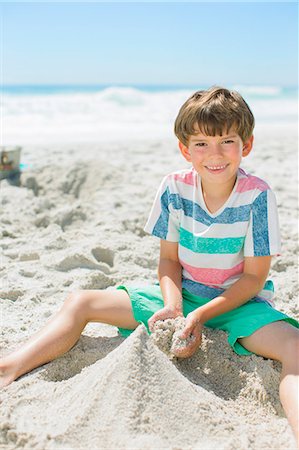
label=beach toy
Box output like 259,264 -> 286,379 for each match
0,146 -> 23,187
0,146 -> 22,181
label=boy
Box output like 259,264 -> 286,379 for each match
1,87 -> 298,444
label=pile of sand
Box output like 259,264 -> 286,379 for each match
0,326 -> 296,449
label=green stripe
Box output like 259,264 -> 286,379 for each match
179,227 -> 245,254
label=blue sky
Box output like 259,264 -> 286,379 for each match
2,2 -> 298,86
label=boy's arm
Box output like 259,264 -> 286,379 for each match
158,239 -> 183,312
191,255 -> 272,324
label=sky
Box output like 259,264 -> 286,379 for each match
1,2 -> 298,86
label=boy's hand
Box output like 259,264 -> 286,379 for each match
148,306 -> 183,332
172,311 -> 203,359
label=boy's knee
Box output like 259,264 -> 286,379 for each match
281,331 -> 299,363
64,290 -> 96,313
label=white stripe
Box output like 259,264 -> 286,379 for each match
220,274 -> 242,288
244,211 -> 254,256
169,179 -> 198,199
143,175 -> 167,235
267,190 -> 281,255
230,189 -> 258,206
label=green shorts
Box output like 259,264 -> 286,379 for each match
116,284 -> 299,356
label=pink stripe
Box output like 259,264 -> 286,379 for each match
173,171 -> 196,186
236,174 -> 269,193
182,260 -> 244,285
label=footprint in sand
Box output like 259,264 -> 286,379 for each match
91,246 -> 115,267
121,218 -> 147,237
74,271 -> 115,290
23,176 -> 41,196
272,260 -> 293,272
60,166 -> 88,199
19,252 -> 40,262
19,269 -> 37,278
53,207 -> 87,231
53,253 -> 111,274
1,289 -> 24,301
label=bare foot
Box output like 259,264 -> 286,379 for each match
0,360 -> 19,388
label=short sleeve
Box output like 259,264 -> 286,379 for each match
244,189 -> 281,257
143,175 -> 180,242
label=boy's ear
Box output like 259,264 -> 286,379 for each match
242,135 -> 254,157
179,141 -> 192,162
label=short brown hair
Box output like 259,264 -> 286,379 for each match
174,86 -> 255,146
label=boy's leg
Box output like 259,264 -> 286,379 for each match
0,289 -> 138,388
238,321 -> 299,445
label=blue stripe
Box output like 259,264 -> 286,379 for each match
182,278 -> 272,307
182,279 -> 225,299
152,187 -> 183,238
152,187 -> 252,238
252,191 -> 270,256
183,278 -> 274,306
152,189 -> 170,239
183,198 -> 251,225
171,194 -> 250,225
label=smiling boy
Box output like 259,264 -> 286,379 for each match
144,87 -> 299,443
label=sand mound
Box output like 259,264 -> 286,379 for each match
0,326 -> 295,450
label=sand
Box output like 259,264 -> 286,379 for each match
151,317 -> 196,358
0,129 -> 298,449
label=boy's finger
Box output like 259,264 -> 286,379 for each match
148,317 -> 155,331
148,312 -> 163,330
192,325 -> 201,338
179,324 -> 193,339
173,340 -> 197,358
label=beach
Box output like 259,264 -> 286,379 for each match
0,87 -> 298,449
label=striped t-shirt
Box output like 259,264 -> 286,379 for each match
144,167 -> 281,307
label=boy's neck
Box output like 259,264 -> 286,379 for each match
201,174 -> 238,213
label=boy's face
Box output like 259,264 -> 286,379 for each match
179,128 -> 253,187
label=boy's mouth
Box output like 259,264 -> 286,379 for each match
204,164 -> 228,173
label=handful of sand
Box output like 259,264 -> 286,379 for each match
150,317 -> 196,358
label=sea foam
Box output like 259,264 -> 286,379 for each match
2,86 -> 297,145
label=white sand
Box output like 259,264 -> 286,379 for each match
0,129 -> 298,449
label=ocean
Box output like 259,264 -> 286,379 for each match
2,84 -> 298,146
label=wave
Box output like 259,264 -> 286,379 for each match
2,86 -> 297,145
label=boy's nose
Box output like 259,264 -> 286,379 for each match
209,144 -> 223,155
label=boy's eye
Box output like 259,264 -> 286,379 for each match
195,142 -> 206,147
223,139 -> 234,144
